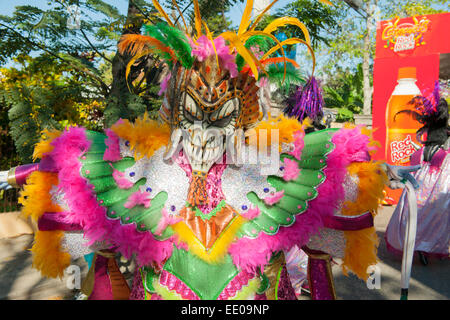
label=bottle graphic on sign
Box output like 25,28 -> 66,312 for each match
385,67 -> 422,166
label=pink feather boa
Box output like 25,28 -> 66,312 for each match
110,164 -> 134,189
264,190 -> 285,205
49,127 -> 174,267
103,129 -> 121,162
288,130 -> 305,160
190,36 -> 238,78
228,127 -> 374,273
241,206 -> 261,220
124,190 -> 151,209
282,158 -> 300,181
155,208 -> 182,237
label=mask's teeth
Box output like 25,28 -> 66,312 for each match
203,148 -> 211,162
193,133 -> 202,147
193,145 -> 203,161
188,141 -> 194,156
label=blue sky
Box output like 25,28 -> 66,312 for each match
2,1 -> 446,74
0,0 -> 291,26
0,0 -> 295,67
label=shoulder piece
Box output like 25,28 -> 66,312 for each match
236,129 -> 337,238
80,130 -> 182,240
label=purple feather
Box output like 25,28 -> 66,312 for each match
284,76 -> 324,122
410,81 -> 441,116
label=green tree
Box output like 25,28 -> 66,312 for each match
264,0 -> 343,48
167,0 -> 242,35
379,0 -> 449,18
316,0 -> 448,116
323,63 -> 366,122
0,53 -> 106,162
0,0 -> 167,160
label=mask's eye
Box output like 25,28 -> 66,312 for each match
182,94 -> 202,123
212,114 -> 233,127
210,98 -> 239,127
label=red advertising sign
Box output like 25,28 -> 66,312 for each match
372,13 -> 450,202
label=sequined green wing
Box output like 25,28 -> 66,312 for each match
79,130 -> 172,240
237,129 -> 338,238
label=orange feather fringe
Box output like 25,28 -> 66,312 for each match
250,113 -> 309,151
19,170 -> 70,278
19,171 -> 61,221
118,34 -> 176,61
111,113 -> 171,160
31,230 -> 71,279
32,129 -> 62,161
340,161 -> 388,280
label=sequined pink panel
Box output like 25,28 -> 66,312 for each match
159,269 -> 256,300
174,151 -> 226,214
309,258 -> 334,300
217,269 -> 255,300
159,270 -> 200,300
276,265 -> 297,300
129,270 -> 145,300
150,293 -> 163,300
88,255 -> 113,300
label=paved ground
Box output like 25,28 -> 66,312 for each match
0,234 -> 81,300
0,206 -> 448,300
331,206 -> 449,300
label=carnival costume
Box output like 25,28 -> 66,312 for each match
1,0 -> 414,300
386,84 -> 449,261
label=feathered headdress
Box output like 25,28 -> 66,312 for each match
117,0 -> 331,84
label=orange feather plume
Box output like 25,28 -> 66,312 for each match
118,34 -> 176,62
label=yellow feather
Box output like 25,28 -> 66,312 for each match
340,161 -> 388,279
220,31 -> 270,80
152,0 -> 175,27
250,113 -> 305,151
32,129 -> 62,161
193,0 -> 203,38
19,171 -> 61,222
248,0 -> 280,32
18,170 -> 69,279
202,21 -> 219,68
238,0 -> 254,35
263,17 -> 311,45
319,0 -> 334,5
31,230 -> 71,279
220,31 -> 259,79
241,30 -> 287,81
171,216 -> 247,264
261,37 -> 316,75
171,0 -> 188,33
125,49 -> 153,93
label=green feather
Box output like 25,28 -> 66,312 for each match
244,35 -> 275,52
236,35 -> 275,72
143,23 -> 193,68
263,63 -> 305,93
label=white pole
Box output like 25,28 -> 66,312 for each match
400,180 -> 418,300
